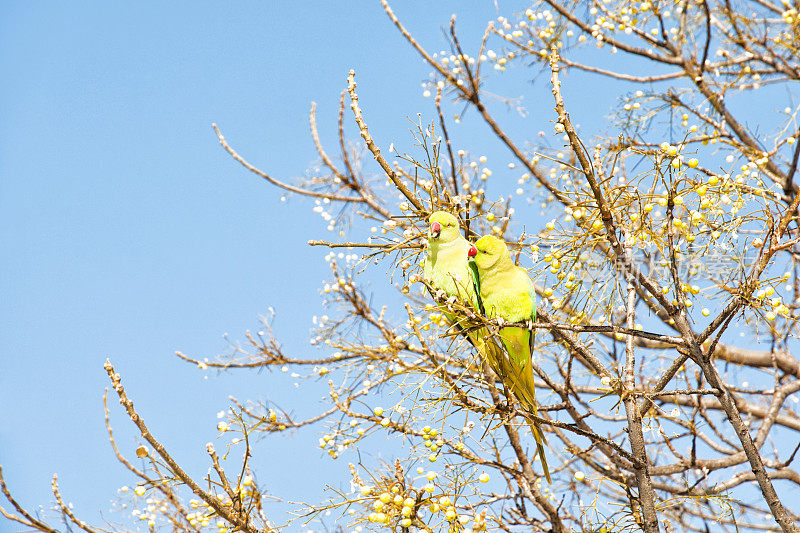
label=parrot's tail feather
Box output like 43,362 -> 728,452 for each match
531,425 -> 552,484
536,423 -> 546,444
470,325 -> 551,482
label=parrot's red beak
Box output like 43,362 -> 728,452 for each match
430,221 -> 441,238
468,246 -> 477,258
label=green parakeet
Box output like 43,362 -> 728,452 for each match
423,211 -> 477,307
423,212 -> 504,376
470,235 -> 551,483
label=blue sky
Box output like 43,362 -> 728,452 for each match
0,2 -> 525,529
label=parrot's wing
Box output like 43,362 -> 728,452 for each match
468,258 -> 485,315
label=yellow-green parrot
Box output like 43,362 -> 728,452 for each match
423,211 -> 477,308
469,235 -> 550,483
423,212 -> 504,376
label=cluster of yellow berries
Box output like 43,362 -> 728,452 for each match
362,486 -> 418,527
171,486 -> 257,532
120,484 -> 181,528
755,280 -> 791,321
659,142 -> 700,170
358,480 -> 490,531
408,305 -> 450,332
420,425 -> 445,459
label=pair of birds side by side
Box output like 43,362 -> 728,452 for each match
422,211 -> 550,484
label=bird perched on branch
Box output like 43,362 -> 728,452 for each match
423,211 -> 504,377
469,235 -> 550,483
423,211 -> 476,308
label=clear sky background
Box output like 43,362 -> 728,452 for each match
5,2 -> 794,532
